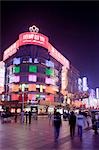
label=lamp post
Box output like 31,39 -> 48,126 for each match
20,84 -> 27,112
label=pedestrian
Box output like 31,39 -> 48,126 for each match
29,111 -> 32,124
25,111 -> 28,124
69,111 -> 76,138
48,112 -> 52,124
21,111 -> 24,123
76,111 -> 85,140
15,109 -> 17,123
53,111 -> 62,142
86,115 -> 92,128
94,113 -> 99,134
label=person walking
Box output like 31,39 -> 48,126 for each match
76,111 -> 85,140
21,111 -> 24,124
94,113 -> 99,134
15,110 -> 17,123
53,111 -> 62,142
28,111 -> 32,124
25,111 -> 28,124
69,111 -> 76,138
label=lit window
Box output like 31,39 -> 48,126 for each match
45,68 -> 54,76
29,65 -> 37,73
28,94 -> 36,100
11,94 -> 19,100
14,76 -> 20,82
29,58 -> 32,63
13,58 -> 20,65
13,66 -> 20,73
36,94 -> 40,98
28,75 -> 37,82
28,84 -> 36,91
11,84 -> 20,92
34,58 -> 39,63
46,60 -> 54,68
9,75 -> 20,83
36,85 -> 40,88
45,77 -> 50,84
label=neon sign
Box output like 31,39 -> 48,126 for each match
3,41 -> 19,61
19,32 -> 49,49
3,31 -> 70,70
0,61 -> 5,93
48,43 -> 69,69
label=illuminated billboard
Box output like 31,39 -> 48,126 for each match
19,32 -> 49,49
3,27 -> 70,99
82,77 -> 88,91
0,61 -> 5,94
3,31 -> 70,70
3,40 -> 19,61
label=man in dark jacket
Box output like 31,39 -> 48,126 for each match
53,111 -> 62,141
69,111 -> 76,138
29,111 -> 32,124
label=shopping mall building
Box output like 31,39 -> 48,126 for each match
0,25 -> 80,114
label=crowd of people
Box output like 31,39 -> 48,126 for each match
52,109 -> 99,142
0,108 -> 99,142
0,110 -> 37,124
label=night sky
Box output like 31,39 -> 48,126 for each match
1,1 -> 99,90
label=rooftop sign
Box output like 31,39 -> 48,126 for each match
3,26 -> 69,69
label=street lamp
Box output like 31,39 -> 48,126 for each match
20,84 -> 27,112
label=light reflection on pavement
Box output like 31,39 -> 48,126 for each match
0,116 -> 99,150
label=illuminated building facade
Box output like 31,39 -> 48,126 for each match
68,65 -> 80,94
0,61 -> 5,98
3,26 -> 70,105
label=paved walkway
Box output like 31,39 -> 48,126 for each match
0,116 -> 99,150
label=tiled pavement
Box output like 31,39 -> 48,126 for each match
0,116 -> 99,150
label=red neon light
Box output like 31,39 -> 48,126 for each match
48,43 -> 69,69
3,32 -> 70,69
3,40 -> 19,61
19,32 -> 49,49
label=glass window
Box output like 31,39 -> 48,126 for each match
13,58 -> 21,65
34,58 -> 39,63
11,94 -> 19,100
37,77 -> 45,83
11,84 -> 20,92
46,60 -> 54,68
28,75 -> 37,82
38,66 -> 45,74
13,66 -> 20,73
21,64 -> 28,72
22,56 -> 30,63
20,75 -> 28,82
29,58 -> 32,63
28,84 -> 36,91
45,68 -> 54,76
9,75 -> 20,83
29,65 -> 37,73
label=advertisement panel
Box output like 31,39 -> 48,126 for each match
19,32 -> 49,49
0,61 -> 5,94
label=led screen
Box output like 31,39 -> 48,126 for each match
29,65 -> 37,73
45,68 -> 54,76
11,94 -> 19,100
28,75 -> 37,82
28,84 -> 36,91
11,84 -> 20,92
13,66 -> 20,73
13,58 -> 21,65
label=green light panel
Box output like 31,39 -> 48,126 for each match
13,66 -> 20,73
36,94 -> 40,98
29,65 -> 37,73
45,68 -> 54,76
